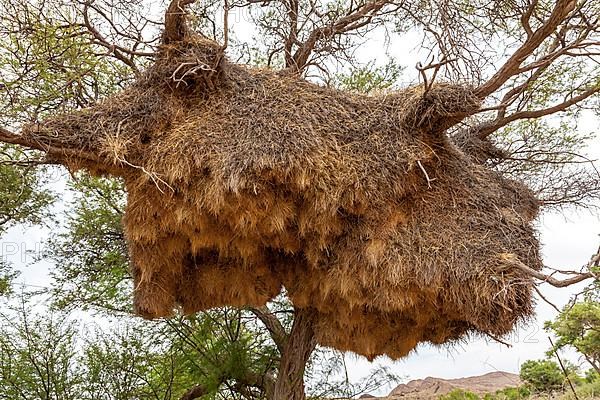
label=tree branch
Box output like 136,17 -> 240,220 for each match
180,384 -> 209,400
520,0 -> 538,39
477,85 -> 600,138
249,306 -> 288,353
283,0 -> 299,67
80,3 -> 143,76
163,0 -> 198,44
238,370 -> 276,400
273,307 -> 316,400
0,127 -> 101,165
501,251 -> 598,288
475,0 -> 577,98
289,0 -> 390,72
534,285 -> 561,313
549,336 -> 581,400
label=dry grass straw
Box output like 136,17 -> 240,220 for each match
22,35 -> 542,360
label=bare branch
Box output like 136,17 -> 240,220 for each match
501,250 -> 598,288
81,3 -> 143,76
0,127 -> 100,165
534,286 -> 561,313
476,0 -> 578,98
249,306 -> 288,353
416,55 -> 456,93
477,85 -> 600,138
222,0 -> 230,50
289,0 -> 390,72
549,336 -> 581,400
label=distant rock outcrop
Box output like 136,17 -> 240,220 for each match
376,371 -> 521,399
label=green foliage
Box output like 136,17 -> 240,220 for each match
0,301 -> 82,399
516,55 -> 599,114
0,296 -> 278,399
0,1 -> 133,125
572,379 -> 600,399
0,145 -> 55,297
0,293 -> 395,399
585,368 -> 599,383
556,379 -> 600,400
494,118 -> 598,209
164,310 -> 279,397
0,146 -> 55,231
482,386 -> 531,400
80,322 -> 205,400
519,359 -> 564,392
546,301 -> 600,375
335,61 -> 403,94
0,262 -> 18,296
47,175 -> 130,313
438,389 -> 480,400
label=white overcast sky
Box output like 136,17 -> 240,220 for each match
1,4 -> 599,397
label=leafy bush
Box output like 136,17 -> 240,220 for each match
545,301 -> 600,376
439,389 -> 480,400
560,380 -> 600,399
483,386 -> 531,399
584,368 -> 599,383
520,359 -> 564,392
577,379 -> 600,398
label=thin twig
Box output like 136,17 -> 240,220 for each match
417,160 -> 435,189
534,286 -> 561,313
548,336 -> 579,400
416,56 -> 456,93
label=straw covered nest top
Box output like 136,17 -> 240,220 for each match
21,3 -> 542,360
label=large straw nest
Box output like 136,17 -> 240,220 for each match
22,34 -> 542,360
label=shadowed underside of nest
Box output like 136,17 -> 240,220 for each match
18,1 -> 542,360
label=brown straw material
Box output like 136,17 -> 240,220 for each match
21,33 -> 541,360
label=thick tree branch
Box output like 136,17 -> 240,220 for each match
475,0 -> 577,98
502,250 -> 598,288
283,0 -> 299,67
477,85 -> 600,138
250,306 -> 288,353
163,0 -> 198,44
180,384 -> 209,400
272,308 -> 316,400
0,127 -> 101,164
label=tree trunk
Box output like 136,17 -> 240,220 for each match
272,308 -> 316,400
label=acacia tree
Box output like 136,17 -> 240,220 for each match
0,4 -> 399,399
0,0 -> 599,399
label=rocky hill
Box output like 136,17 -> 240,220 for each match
376,371 -> 521,399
